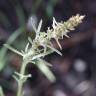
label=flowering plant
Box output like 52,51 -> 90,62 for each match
0,14 -> 84,96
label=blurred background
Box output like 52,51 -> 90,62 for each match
0,0 -> 96,96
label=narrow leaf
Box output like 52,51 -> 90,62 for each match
36,59 -> 56,82
47,45 -> 62,56
37,19 -> 42,33
38,58 -> 52,67
28,37 -> 33,44
4,44 -> 23,56
32,49 -> 54,60
31,17 -> 37,32
25,43 -> 29,52
55,38 -> 62,49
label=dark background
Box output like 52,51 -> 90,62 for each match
0,0 -> 96,96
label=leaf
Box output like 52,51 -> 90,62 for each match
13,75 -> 19,82
38,58 -> 52,67
35,19 -> 43,39
32,53 -> 46,60
47,45 -> 62,56
4,44 -> 23,56
25,43 -> 30,52
55,38 -> 62,49
31,17 -> 37,32
36,59 -> 56,82
37,19 -> 42,34
32,49 -> 54,60
28,37 -> 33,44
0,26 -> 24,71
52,17 -> 58,29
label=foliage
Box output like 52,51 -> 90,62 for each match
3,14 -> 84,96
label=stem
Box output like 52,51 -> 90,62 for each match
0,86 -> 5,96
17,59 -> 28,96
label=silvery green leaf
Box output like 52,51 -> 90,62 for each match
38,58 -> 52,67
55,38 -> 62,49
47,45 -> 62,56
4,44 -> 23,56
25,43 -> 29,52
32,53 -> 45,60
28,37 -> 33,44
37,19 -> 42,34
27,15 -> 37,32
14,71 -> 21,77
21,50 -> 24,54
35,19 -> 42,39
62,31 -> 70,38
36,59 -> 56,82
31,17 -> 37,32
32,49 -> 54,60
13,75 -> 19,82
44,49 -> 54,56
53,17 -> 58,29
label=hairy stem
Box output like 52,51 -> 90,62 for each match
17,59 -> 28,96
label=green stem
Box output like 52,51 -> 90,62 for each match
0,86 -> 5,96
17,59 -> 28,96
